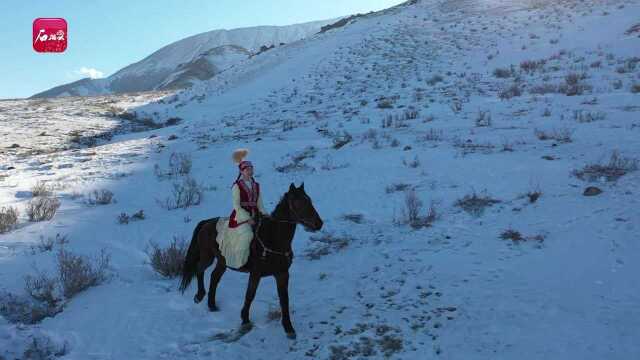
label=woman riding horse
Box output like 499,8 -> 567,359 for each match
179,148 -> 324,339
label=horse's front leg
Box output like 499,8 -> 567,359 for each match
275,271 -> 296,339
240,271 -> 261,326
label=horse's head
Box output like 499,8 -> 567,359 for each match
286,182 -> 323,232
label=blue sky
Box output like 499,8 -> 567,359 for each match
0,0 -> 405,99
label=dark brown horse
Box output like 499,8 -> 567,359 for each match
179,183 -> 323,339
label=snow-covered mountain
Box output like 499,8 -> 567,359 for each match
30,19 -> 336,98
3,0 -> 640,359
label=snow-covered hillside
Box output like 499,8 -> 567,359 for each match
2,0 -> 640,359
30,19 -> 336,98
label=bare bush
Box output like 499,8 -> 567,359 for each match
573,151 -> 638,182
420,128 -> 444,142
500,228 -> 523,241
22,335 -> 69,359
426,74 -> 444,85
118,212 -> 130,224
32,234 -> 66,253
147,237 -> 187,278
131,209 -> 145,220
24,270 -> 61,310
304,232 -> 353,260
86,189 -> 114,205
395,190 -> 437,229
320,155 -> 348,171
499,83 -> 522,99
452,137 -> 495,156
57,248 -> 111,299
341,213 -> 364,224
376,99 -> 394,109
332,131 -> 352,149
386,183 -> 411,194
401,189 -> 422,224
403,155 -> 420,168
169,152 -> 192,176
0,291 -> 61,324
493,67 -> 514,78
31,181 -> 52,197
155,152 -> 192,179
529,83 -> 558,95
534,127 -> 573,143
161,177 -> 204,210
573,110 -> 606,123
559,72 -> 591,96
0,206 -> 19,233
117,209 -> 145,224
455,190 -> 501,216
475,110 -> 492,127
520,59 -> 546,73
526,185 -> 542,203
26,196 -> 60,222
275,146 -> 316,173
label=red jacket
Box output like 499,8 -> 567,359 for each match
228,178 -> 261,228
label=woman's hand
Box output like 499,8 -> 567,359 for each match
248,218 -> 256,225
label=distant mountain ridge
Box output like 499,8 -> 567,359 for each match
30,19 -> 336,98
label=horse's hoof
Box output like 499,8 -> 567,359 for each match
240,322 -> 253,333
194,292 -> 205,303
208,304 -> 219,312
286,332 -> 297,340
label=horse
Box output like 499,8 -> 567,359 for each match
179,182 -> 323,339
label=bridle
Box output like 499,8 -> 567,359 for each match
254,194 -> 315,260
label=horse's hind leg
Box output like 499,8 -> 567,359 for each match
194,258 -> 212,303
207,255 -> 226,311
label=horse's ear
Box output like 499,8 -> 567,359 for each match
300,182 -> 305,190
289,183 -> 296,192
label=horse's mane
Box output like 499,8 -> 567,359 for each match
270,192 -> 289,218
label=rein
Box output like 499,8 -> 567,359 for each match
253,196 -> 308,260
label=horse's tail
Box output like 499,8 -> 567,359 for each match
179,219 -> 208,293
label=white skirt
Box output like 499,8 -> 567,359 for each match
216,218 -> 252,268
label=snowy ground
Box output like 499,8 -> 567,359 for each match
1,0 -> 639,359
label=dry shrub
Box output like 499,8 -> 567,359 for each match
304,232 -> 353,260
0,206 -> 19,233
26,196 -> 60,222
534,127 -> 573,143
396,190 -> 437,229
86,189 -> 114,205
57,248 -> 111,299
161,177 -> 203,210
31,181 -> 52,197
573,151 -> 638,181
455,190 -> 501,216
147,237 -> 187,278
